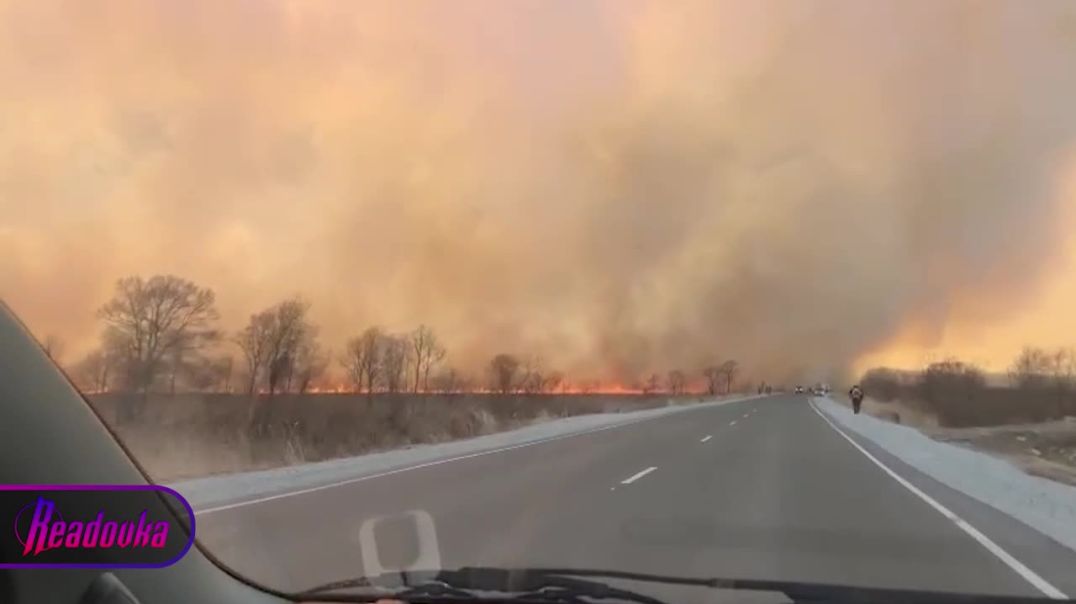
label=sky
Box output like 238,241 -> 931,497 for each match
2,0 -> 1076,385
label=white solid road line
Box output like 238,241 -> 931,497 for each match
700,435 -> 713,443
621,466 -> 658,485
809,401 -> 1067,600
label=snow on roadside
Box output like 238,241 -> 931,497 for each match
172,395 -> 760,511
813,396 -> 1076,553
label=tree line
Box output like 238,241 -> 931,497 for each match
65,274 -> 742,396
860,346 -> 1076,425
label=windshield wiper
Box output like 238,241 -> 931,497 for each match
297,566 -> 1063,603
297,568 -> 666,604
390,570 -> 666,604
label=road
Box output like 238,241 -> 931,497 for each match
193,395 -> 1076,601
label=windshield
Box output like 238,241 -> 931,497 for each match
3,0 -> 1076,601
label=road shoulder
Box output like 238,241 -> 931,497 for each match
812,397 -> 1076,597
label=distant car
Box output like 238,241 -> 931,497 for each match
795,386 -> 804,394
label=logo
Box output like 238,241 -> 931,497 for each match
1,485 -> 195,569
16,497 -> 170,556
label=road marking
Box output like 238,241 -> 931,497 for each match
809,401 -> 1067,600
196,415 -> 657,514
195,394 -> 772,515
700,435 -> 712,443
621,466 -> 658,485
729,420 -> 737,426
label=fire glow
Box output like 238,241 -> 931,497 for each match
297,381 -> 692,396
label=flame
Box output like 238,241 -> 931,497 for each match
297,380 -> 672,396
563,383 -> 639,395
305,385 -> 346,394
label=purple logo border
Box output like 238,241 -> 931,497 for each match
0,484 -> 196,569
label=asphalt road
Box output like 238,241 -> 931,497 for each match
193,395 -> 1076,601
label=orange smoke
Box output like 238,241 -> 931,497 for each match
3,0 -> 1076,387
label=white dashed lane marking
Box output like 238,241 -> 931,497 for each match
620,467 -> 658,485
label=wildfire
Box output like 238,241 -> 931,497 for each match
304,385 -> 346,394
295,381 -> 674,396
559,383 -> 642,395
80,380 -> 702,397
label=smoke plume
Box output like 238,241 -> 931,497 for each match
2,0 -> 1076,383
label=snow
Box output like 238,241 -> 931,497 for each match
171,395 -> 761,511
813,396 -> 1076,553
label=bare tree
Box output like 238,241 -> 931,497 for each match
43,334 -> 65,363
76,331 -> 128,393
168,346 -> 183,395
517,356 -> 546,394
382,334 -> 411,393
341,327 -> 384,395
410,325 -> 447,393
1050,348 -> 1076,403
861,367 -> 904,402
268,353 -> 292,394
667,370 -> 686,395
215,355 -> 234,393
234,310 -> 274,394
490,353 -> 520,394
340,339 -> 366,391
97,275 -> 219,394
1010,346 -> 1052,390
73,350 -> 110,393
264,299 -> 312,395
233,299 -> 314,395
542,371 -> 565,393
292,339 -> 329,394
642,373 -> 660,395
427,344 -> 446,391
703,366 -> 721,396
718,360 -> 739,394
919,358 -> 985,405
430,367 -> 462,394
180,355 -> 232,392
432,368 -> 475,396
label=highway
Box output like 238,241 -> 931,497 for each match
192,395 -> 1076,600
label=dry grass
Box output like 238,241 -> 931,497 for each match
88,392 -> 689,482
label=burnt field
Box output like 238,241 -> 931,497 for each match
87,393 -> 701,482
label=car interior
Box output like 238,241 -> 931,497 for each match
0,302 -> 287,604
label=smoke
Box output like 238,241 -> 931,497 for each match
2,0 -> 1076,383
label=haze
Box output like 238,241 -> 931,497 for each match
3,0 -> 1076,384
